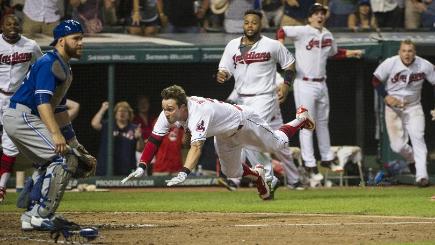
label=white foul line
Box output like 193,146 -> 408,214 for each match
235,221 -> 435,227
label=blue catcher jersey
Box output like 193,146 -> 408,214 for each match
10,50 -> 72,117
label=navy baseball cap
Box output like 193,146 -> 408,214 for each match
308,3 -> 328,17
50,19 -> 83,46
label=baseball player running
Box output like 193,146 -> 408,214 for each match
216,10 -> 304,196
277,3 -> 363,187
372,39 -> 435,187
125,85 -> 315,200
3,20 -> 96,230
0,14 -> 42,203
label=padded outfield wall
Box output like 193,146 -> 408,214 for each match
34,32 -> 435,177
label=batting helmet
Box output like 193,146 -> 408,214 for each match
308,3 -> 328,17
50,19 -> 83,46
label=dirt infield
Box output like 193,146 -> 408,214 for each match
2,211 -> 435,244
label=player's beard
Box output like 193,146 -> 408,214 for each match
64,42 -> 82,59
243,29 -> 260,43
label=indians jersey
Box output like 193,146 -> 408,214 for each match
218,35 -> 294,95
10,50 -> 73,116
374,55 -> 435,106
0,35 -> 42,93
281,25 -> 337,79
152,96 -> 243,143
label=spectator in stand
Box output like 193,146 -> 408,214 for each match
92,101 -> 144,176
132,95 -> 156,173
224,0 -> 258,33
262,0 -> 283,29
348,0 -> 378,31
127,0 -> 163,36
327,0 -> 356,28
22,0 -> 64,37
133,95 -> 156,140
370,0 -> 402,28
405,0 -> 432,29
69,0 -> 117,34
208,0 -> 227,31
280,0 -> 315,26
153,126 -> 184,175
158,0 -> 209,33
421,0 -> 435,29
0,1 -> 13,20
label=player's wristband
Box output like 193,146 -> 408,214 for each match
181,167 -> 191,175
138,162 -> 147,170
60,123 -> 76,141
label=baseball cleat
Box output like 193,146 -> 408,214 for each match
264,176 -> 280,200
0,187 -> 6,203
296,106 -> 315,131
309,173 -> 324,188
21,216 -> 55,231
217,177 -> 237,191
287,181 -> 305,190
416,178 -> 430,188
253,164 -> 271,200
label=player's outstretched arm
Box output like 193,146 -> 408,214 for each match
166,140 -> 204,186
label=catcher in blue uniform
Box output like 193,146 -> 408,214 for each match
3,20 -> 96,233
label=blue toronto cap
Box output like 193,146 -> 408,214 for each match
50,19 -> 83,46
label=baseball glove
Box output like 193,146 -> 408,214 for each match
71,145 -> 97,178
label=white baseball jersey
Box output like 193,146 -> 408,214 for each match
152,96 -> 243,143
0,35 -> 42,93
281,25 -> 337,79
373,55 -> 435,106
218,35 -> 294,95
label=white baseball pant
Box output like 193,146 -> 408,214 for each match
0,93 -> 19,157
214,107 -> 289,179
385,103 -> 428,181
293,78 -> 334,167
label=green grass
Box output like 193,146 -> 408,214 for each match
2,187 -> 435,217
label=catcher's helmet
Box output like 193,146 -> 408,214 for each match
308,3 -> 328,17
50,19 -> 83,46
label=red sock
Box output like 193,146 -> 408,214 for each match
279,125 -> 299,139
0,154 -> 16,173
242,163 -> 259,181
279,118 -> 306,139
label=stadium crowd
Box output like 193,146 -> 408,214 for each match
1,0 -> 435,37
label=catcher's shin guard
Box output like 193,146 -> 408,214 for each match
36,156 -> 78,218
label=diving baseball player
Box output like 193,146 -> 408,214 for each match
124,85 -> 315,200
0,14 -> 42,203
216,10 -> 303,196
3,20 -> 96,230
372,39 -> 435,187
277,3 -> 363,187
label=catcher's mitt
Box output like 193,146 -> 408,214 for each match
71,145 -> 97,178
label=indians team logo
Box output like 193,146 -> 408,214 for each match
305,38 -> 333,50
232,51 -> 271,68
196,120 -> 206,132
0,52 -> 32,65
391,71 -> 425,84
